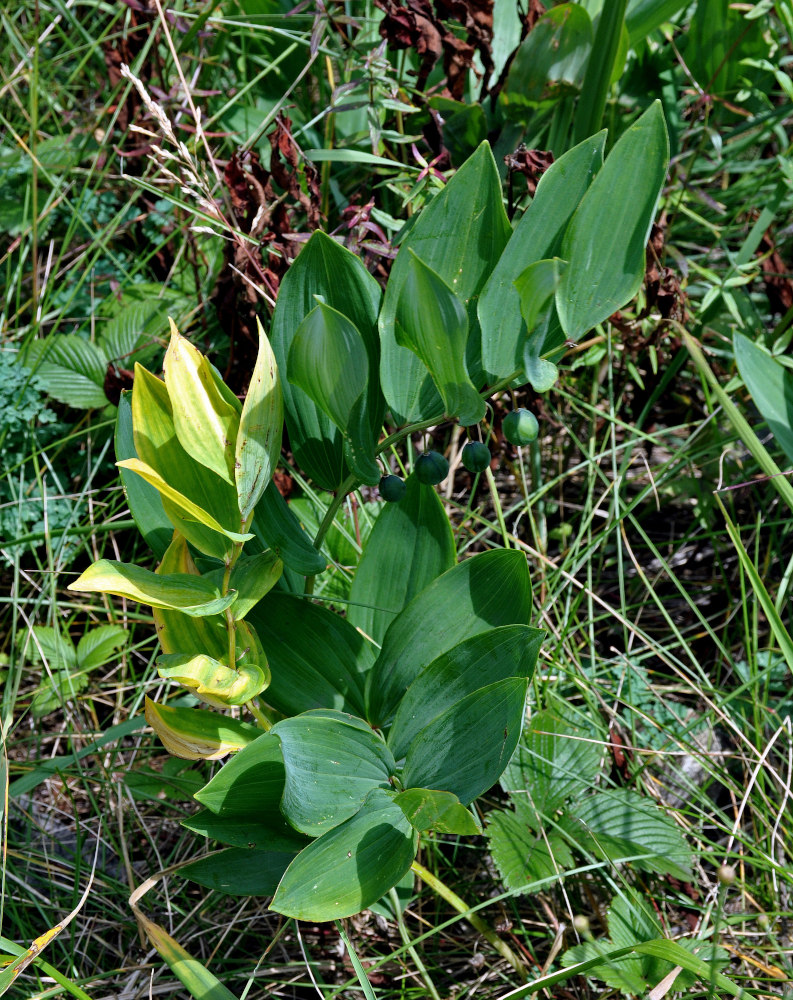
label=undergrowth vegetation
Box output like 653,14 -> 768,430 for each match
2,1 -> 793,998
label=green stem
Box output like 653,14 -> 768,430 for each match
411,860 -> 527,981
246,699 -> 272,730
389,888 -> 441,1000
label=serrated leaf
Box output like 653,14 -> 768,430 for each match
557,101 -> 669,341
367,549 -> 532,727
348,473 -> 456,645
145,697 -> 261,760
68,559 -> 236,617
25,335 -> 108,409
236,318 -> 283,520
272,710 -> 395,836
31,668 -> 91,718
271,787 -> 418,921
156,652 -> 268,707
487,810 -> 574,891
394,788 -> 481,835
76,624 -> 128,670
27,626 -> 76,669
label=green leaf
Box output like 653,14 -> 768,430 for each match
98,283 -> 187,365
117,458 -> 253,547
68,559 -> 236,617
288,302 -> 380,484
156,653 -> 268,706
24,334 -> 108,409
31,668 -> 91,718
556,101 -> 669,342
163,320 -> 240,485
194,731 -> 285,815
217,550 -> 283,620
388,625 -> 542,760
569,787 -> 693,880
348,473 -> 456,645
626,0 -> 691,43
145,698 -> 261,760
251,482 -> 327,576
76,624 -> 128,670
573,0 -> 628,144
394,252 -> 485,425
367,549 -> 532,727
380,142 -> 512,423
401,677 -> 529,805
115,391 -> 172,559
272,711 -> 396,836
501,3 -> 593,114
271,787 -> 418,921
248,592 -> 372,717
183,808 -> 308,852
479,132 -> 605,379
734,333 -> 793,465
271,230 -> 383,490
130,364 -> 244,559
180,847 -> 298,897
394,788 -> 481,835
487,810 -> 574,891
500,707 -> 605,819
28,626 -> 76,669
236,318 -> 284,520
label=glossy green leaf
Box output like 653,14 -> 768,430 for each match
163,320 -> 240,485
500,707 -> 605,820
380,142 -> 512,423
76,624 -> 128,670
248,592 -> 372,717
151,532 -> 229,661
68,559 -> 236,617
24,334 -> 108,409
401,677 -> 529,804
626,0 -> 691,43
131,364 -> 244,558
117,458 -> 253,546
367,549 -> 532,727
157,653 -> 268,706
271,230 -> 383,490
479,132 -> 605,379
145,697 -> 261,760
388,625 -> 542,760
236,317 -> 284,521
183,808 -> 308,852
395,252 -> 485,425
115,391 -> 172,558
272,710 -> 395,836
288,302 -> 380,484
570,787 -> 693,879
734,333 -> 793,464
487,810 -> 574,890
394,788 -> 481,835
501,4 -> 593,113
515,258 -> 567,392
251,482 -> 327,576
557,101 -> 669,342
194,731 -> 285,815
180,847 -> 298,897
348,473 -> 456,645
214,550 -> 283,620
271,787 -> 418,921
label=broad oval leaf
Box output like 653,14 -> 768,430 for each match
194,731 -> 285,815
248,592 -> 373,717
734,333 -> 793,464
163,320 -> 240,484
145,697 -> 261,760
251,482 -> 327,576
388,625 -> 543,760
556,101 -> 669,342
236,317 -> 284,521
487,810 -> 574,891
68,558 -> 236,617
206,549 -> 282,621
271,787 -> 418,921
380,142 -> 512,423
394,788 -> 481,835
348,473 -> 456,646
395,252 -> 484,425
366,548 -> 532,727
180,847 -> 298,897
271,230 -> 383,490
479,132 -> 605,379
183,808 -> 308,852
401,676 -> 529,805
156,652 -> 268,706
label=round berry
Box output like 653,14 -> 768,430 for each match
461,441 -> 491,474
379,475 -> 407,502
502,408 -> 539,446
414,451 -> 449,485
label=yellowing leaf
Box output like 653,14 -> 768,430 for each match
236,317 -> 284,521
144,697 -> 260,760
164,319 -> 240,485
156,652 -> 269,706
